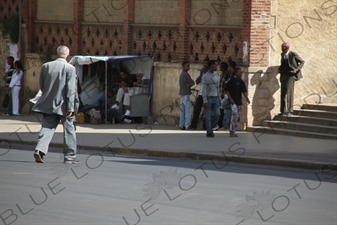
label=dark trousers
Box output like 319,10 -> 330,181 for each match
218,108 -> 224,128
190,95 -> 203,128
5,92 -> 13,114
102,108 -> 122,123
280,74 -> 295,113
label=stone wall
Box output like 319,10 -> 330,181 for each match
134,0 -> 179,24
20,54 -> 43,113
269,0 -> 337,107
151,62 -> 200,125
191,0 -> 242,26
246,0 -> 337,125
84,0 -> 123,23
36,0 -> 73,21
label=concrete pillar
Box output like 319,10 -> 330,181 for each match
73,0 -> 84,55
177,0 -> 191,61
122,0 -> 135,55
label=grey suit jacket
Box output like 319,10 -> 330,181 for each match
279,51 -> 305,81
33,58 -> 78,116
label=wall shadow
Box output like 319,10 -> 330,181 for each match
250,66 -> 279,126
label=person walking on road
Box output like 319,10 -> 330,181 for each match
179,61 -> 195,130
32,45 -> 79,164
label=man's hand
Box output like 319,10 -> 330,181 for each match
246,98 -> 251,104
203,102 -> 208,108
65,111 -> 73,118
196,77 -> 201,84
291,69 -> 298,74
229,98 -> 235,105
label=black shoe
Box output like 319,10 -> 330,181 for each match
187,126 -> 196,130
34,151 -> 45,163
206,133 -> 215,138
278,112 -> 285,116
64,159 -> 80,164
179,126 -> 186,130
3,113 -> 9,116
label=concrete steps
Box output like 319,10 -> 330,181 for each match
247,126 -> 337,140
301,103 -> 337,112
247,103 -> 337,139
273,115 -> 337,127
293,109 -> 337,120
262,120 -> 337,135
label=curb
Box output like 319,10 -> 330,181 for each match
3,140 -> 337,171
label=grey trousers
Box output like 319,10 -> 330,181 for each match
280,75 -> 295,113
35,114 -> 77,160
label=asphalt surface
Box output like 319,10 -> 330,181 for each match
0,145 -> 336,225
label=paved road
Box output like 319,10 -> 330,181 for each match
0,144 -> 336,225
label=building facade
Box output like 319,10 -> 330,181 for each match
1,0 -> 336,126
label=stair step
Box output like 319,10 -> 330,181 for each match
302,104 -> 337,112
273,115 -> 337,127
293,109 -> 337,119
247,126 -> 337,140
263,120 -> 337,135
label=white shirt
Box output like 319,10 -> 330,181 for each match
196,71 -> 204,96
9,70 -> 23,88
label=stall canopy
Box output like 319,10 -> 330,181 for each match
69,55 -> 153,123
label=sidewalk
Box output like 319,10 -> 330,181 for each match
1,114 -> 336,170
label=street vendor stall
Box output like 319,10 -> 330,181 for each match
69,55 -> 153,124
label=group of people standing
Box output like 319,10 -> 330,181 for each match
3,56 -> 24,116
179,58 -> 249,138
179,42 -> 304,138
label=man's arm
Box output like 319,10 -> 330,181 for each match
184,73 -> 195,88
241,80 -> 250,104
39,66 -> 45,92
291,52 -> 305,73
225,91 -> 234,105
243,92 -> 250,104
201,76 -> 208,106
66,66 -> 76,117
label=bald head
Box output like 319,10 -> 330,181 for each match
57,45 -> 70,59
281,42 -> 290,53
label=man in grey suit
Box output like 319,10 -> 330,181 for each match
32,45 -> 79,164
278,42 -> 305,116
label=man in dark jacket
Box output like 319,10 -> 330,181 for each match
278,42 -> 305,116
